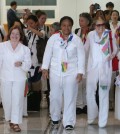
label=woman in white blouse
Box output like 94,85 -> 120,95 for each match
42,16 -> 85,130
110,10 -> 120,34
0,26 -> 31,132
85,16 -> 117,128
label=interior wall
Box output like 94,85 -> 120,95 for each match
59,0 -> 120,30
1,0 -> 120,30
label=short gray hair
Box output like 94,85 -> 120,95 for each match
51,22 -> 61,32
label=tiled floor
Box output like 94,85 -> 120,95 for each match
0,97 -> 120,134
0,104 -> 120,134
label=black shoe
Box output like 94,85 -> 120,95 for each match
65,125 -> 74,130
82,105 -> 87,114
76,108 -> 83,114
0,103 -> 3,108
52,120 -> 59,125
51,121 -> 59,129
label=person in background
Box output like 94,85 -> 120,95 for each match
89,3 -> 101,19
114,56 -> 120,119
85,16 -> 117,128
104,10 -> 112,22
95,10 -> 105,19
0,25 -> 7,42
44,22 -> 60,108
25,15 -> 45,111
49,22 -> 60,36
35,10 -> 42,17
109,10 -> 120,110
36,11 -> 49,38
25,14 -> 45,69
75,12 -> 92,114
104,10 -> 111,30
0,26 -> 31,132
42,16 -> 85,130
22,13 -> 31,27
0,25 -> 7,107
7,1 -> 23,30
36,11 -> 50,107
106,2 -> 114,11
110,10 -> 120,34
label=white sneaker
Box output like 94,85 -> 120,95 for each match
87,119 -> 96,125
99,123 -> 106,128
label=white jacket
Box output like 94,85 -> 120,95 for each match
42,33 -> 85,76
0,41 -> 31,81
109,21 -> 120,35
84,30 -> 117,72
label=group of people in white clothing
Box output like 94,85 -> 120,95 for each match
0,26 -> 31,132
41,13 -> 120,130
1,1 -> 120,132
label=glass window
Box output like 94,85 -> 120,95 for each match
6,0 -> 56,6
32,0 -> 56,6
32,10 -> 55,18
6,0 -> 22,5
22,0 -> 32,5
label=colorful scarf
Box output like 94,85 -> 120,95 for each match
96,30 -> 110,56
80,29 -> 89,44
60,32 -> 73,72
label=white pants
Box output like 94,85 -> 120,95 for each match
49,72 -> 78,127
1,80 -> 25,124
76,78 -> 86,108
86,67 -> 111,127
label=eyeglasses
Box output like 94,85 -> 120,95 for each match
96,23 -> 105,27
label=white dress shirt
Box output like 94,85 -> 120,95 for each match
0,41 -> 31,81
110,21 -> 120,35
84,29 -> 117,72
42,32 -> 85,76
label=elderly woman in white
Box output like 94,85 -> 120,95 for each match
84,16 -> 117,128
0,26 -> 31,132
42,16 -> 85,130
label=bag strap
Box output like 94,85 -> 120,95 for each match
109,31 -> 113,52
28,71 -> 33,91
0,29 -> 4,41
75,28 -> 80,34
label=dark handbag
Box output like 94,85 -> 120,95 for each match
28,66 -> 42,91
109,31 -> 119,71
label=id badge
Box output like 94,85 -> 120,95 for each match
61,62 -> 68,72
